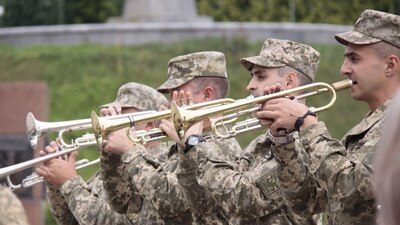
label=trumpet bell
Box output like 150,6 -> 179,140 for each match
26,112 -> 92,149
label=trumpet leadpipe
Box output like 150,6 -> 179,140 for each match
7,158 -> 100,191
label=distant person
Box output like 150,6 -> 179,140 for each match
374,94 -> 400,225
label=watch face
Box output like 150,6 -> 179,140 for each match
188,136 -> 199,145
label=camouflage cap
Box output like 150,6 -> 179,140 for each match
100,82 -> 168,111
335,10 -> 400,48
240,38 -> 320,81
157,51 -> 228,93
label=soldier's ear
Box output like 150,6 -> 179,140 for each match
285,72 -> 297,89
385,55 -> 400,77
203,86 -> 215,101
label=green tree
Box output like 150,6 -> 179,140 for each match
2,0 -> 61,26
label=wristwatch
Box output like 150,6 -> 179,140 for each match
267,130 -> 295,146
183,134 -> 205,154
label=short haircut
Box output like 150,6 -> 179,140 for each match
277,66 -> 313,86
190,76 -> 229,99
372,41 -> 400,60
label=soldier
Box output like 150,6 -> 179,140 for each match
168,38 -> 320,224
0,184 -> 29,225
36,82 -> 169,225
374,94 -> 400,225
102,51 -> 242,225
257,9 -> 400,224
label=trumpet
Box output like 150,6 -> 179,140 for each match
171,80 -> 353,138
0,133 -> 96,180
5,158 -> 100,191
91,99 -> 236,139
27,110 -> 155,149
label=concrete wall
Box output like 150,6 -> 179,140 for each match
0,22 -> 352,46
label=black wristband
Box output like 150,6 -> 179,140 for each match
294,110 -> 316,132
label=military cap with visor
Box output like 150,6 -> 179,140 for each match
335,9 -> 400,48
240,38 -> 320,82
157,51 -> 228,93
101,82 -> 168,111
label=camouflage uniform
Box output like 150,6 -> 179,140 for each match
47,175 -> 136,225
47,82 -> 169,225
272,10 -> 400,225
102,51 -> 242,225
101,142 -> 170,224
178,39 -> 321,224
0,185 -> 29,225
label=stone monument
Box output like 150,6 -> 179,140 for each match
109,0 -> 212,22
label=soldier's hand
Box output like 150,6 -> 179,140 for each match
159,119 -> 183,146
39,141 -> 60,157
102,128 -> 134,154
36,151 -> 78,187
172,90 -> 193,107
100,105 -> 122,117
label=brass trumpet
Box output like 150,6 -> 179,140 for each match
91,99 -> 236,139
171,80 -> 353,138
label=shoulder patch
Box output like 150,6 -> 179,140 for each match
256,166 -> 280,198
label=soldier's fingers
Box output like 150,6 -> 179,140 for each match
179,90 -> 186,106
186,91 -> 193,105
172,91 -> 179,103
68,151 -> 78,165
35,166 -> 49,177
100,108 -> 110,117
107,106 -> 118,116
44,145 -> 55,154
114,105 -> 122,115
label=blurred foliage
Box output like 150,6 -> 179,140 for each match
0,0 -> 123,26
63,0 -> 123,24
1,0 -> 399,27
1,0 -> 61,26
197,0 -> 398,24
0,38 -> 368,224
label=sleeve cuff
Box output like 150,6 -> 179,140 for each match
60,176 -> 86,196
299,121 -> 329,149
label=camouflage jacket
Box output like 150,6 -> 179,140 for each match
176,137 -> 242,225
272,100 -> 391,225
0,185 -> 29,225
102,142 -> 192,225
47,173 -> 135,225
102,139 -> 240,225
180,133 -> 316,225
